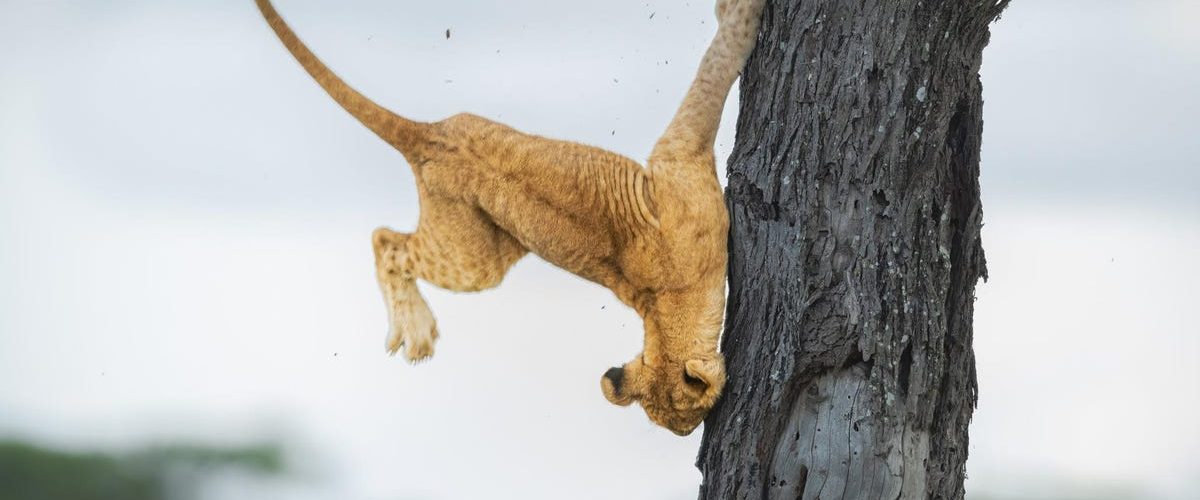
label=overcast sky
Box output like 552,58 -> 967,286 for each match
0,1 -> 1197,499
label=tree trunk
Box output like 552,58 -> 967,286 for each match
697,1 -> 1009,499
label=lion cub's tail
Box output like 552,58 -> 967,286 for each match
255,0 -> 428,154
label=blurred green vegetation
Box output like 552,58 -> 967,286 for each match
0,439 -> 285,500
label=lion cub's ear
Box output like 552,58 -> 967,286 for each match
684,358 -> 726,407
601,366 -> 635,406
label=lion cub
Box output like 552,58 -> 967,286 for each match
256,0 -> 765,435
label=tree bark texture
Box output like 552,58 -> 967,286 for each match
697,1 -> 1009,499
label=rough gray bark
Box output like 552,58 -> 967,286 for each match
697,1 -> 1009,499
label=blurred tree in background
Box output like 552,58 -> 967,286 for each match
0,439 -> 284,500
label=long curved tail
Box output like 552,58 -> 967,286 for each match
255,0 -> 426,153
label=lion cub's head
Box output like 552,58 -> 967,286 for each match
599,353 -> 725,435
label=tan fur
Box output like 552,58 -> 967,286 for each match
256,0 -> 765,435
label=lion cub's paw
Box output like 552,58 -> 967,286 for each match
384,297 -> 439,363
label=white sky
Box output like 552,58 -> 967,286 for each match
0,1 -> 1197,499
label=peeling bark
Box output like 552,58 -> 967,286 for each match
697,1 -> 1008,498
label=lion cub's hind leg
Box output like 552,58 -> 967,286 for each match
372,192 -> 527,362
372,229 -> 438,362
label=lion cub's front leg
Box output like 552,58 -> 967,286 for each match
372,228 -> 438,362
